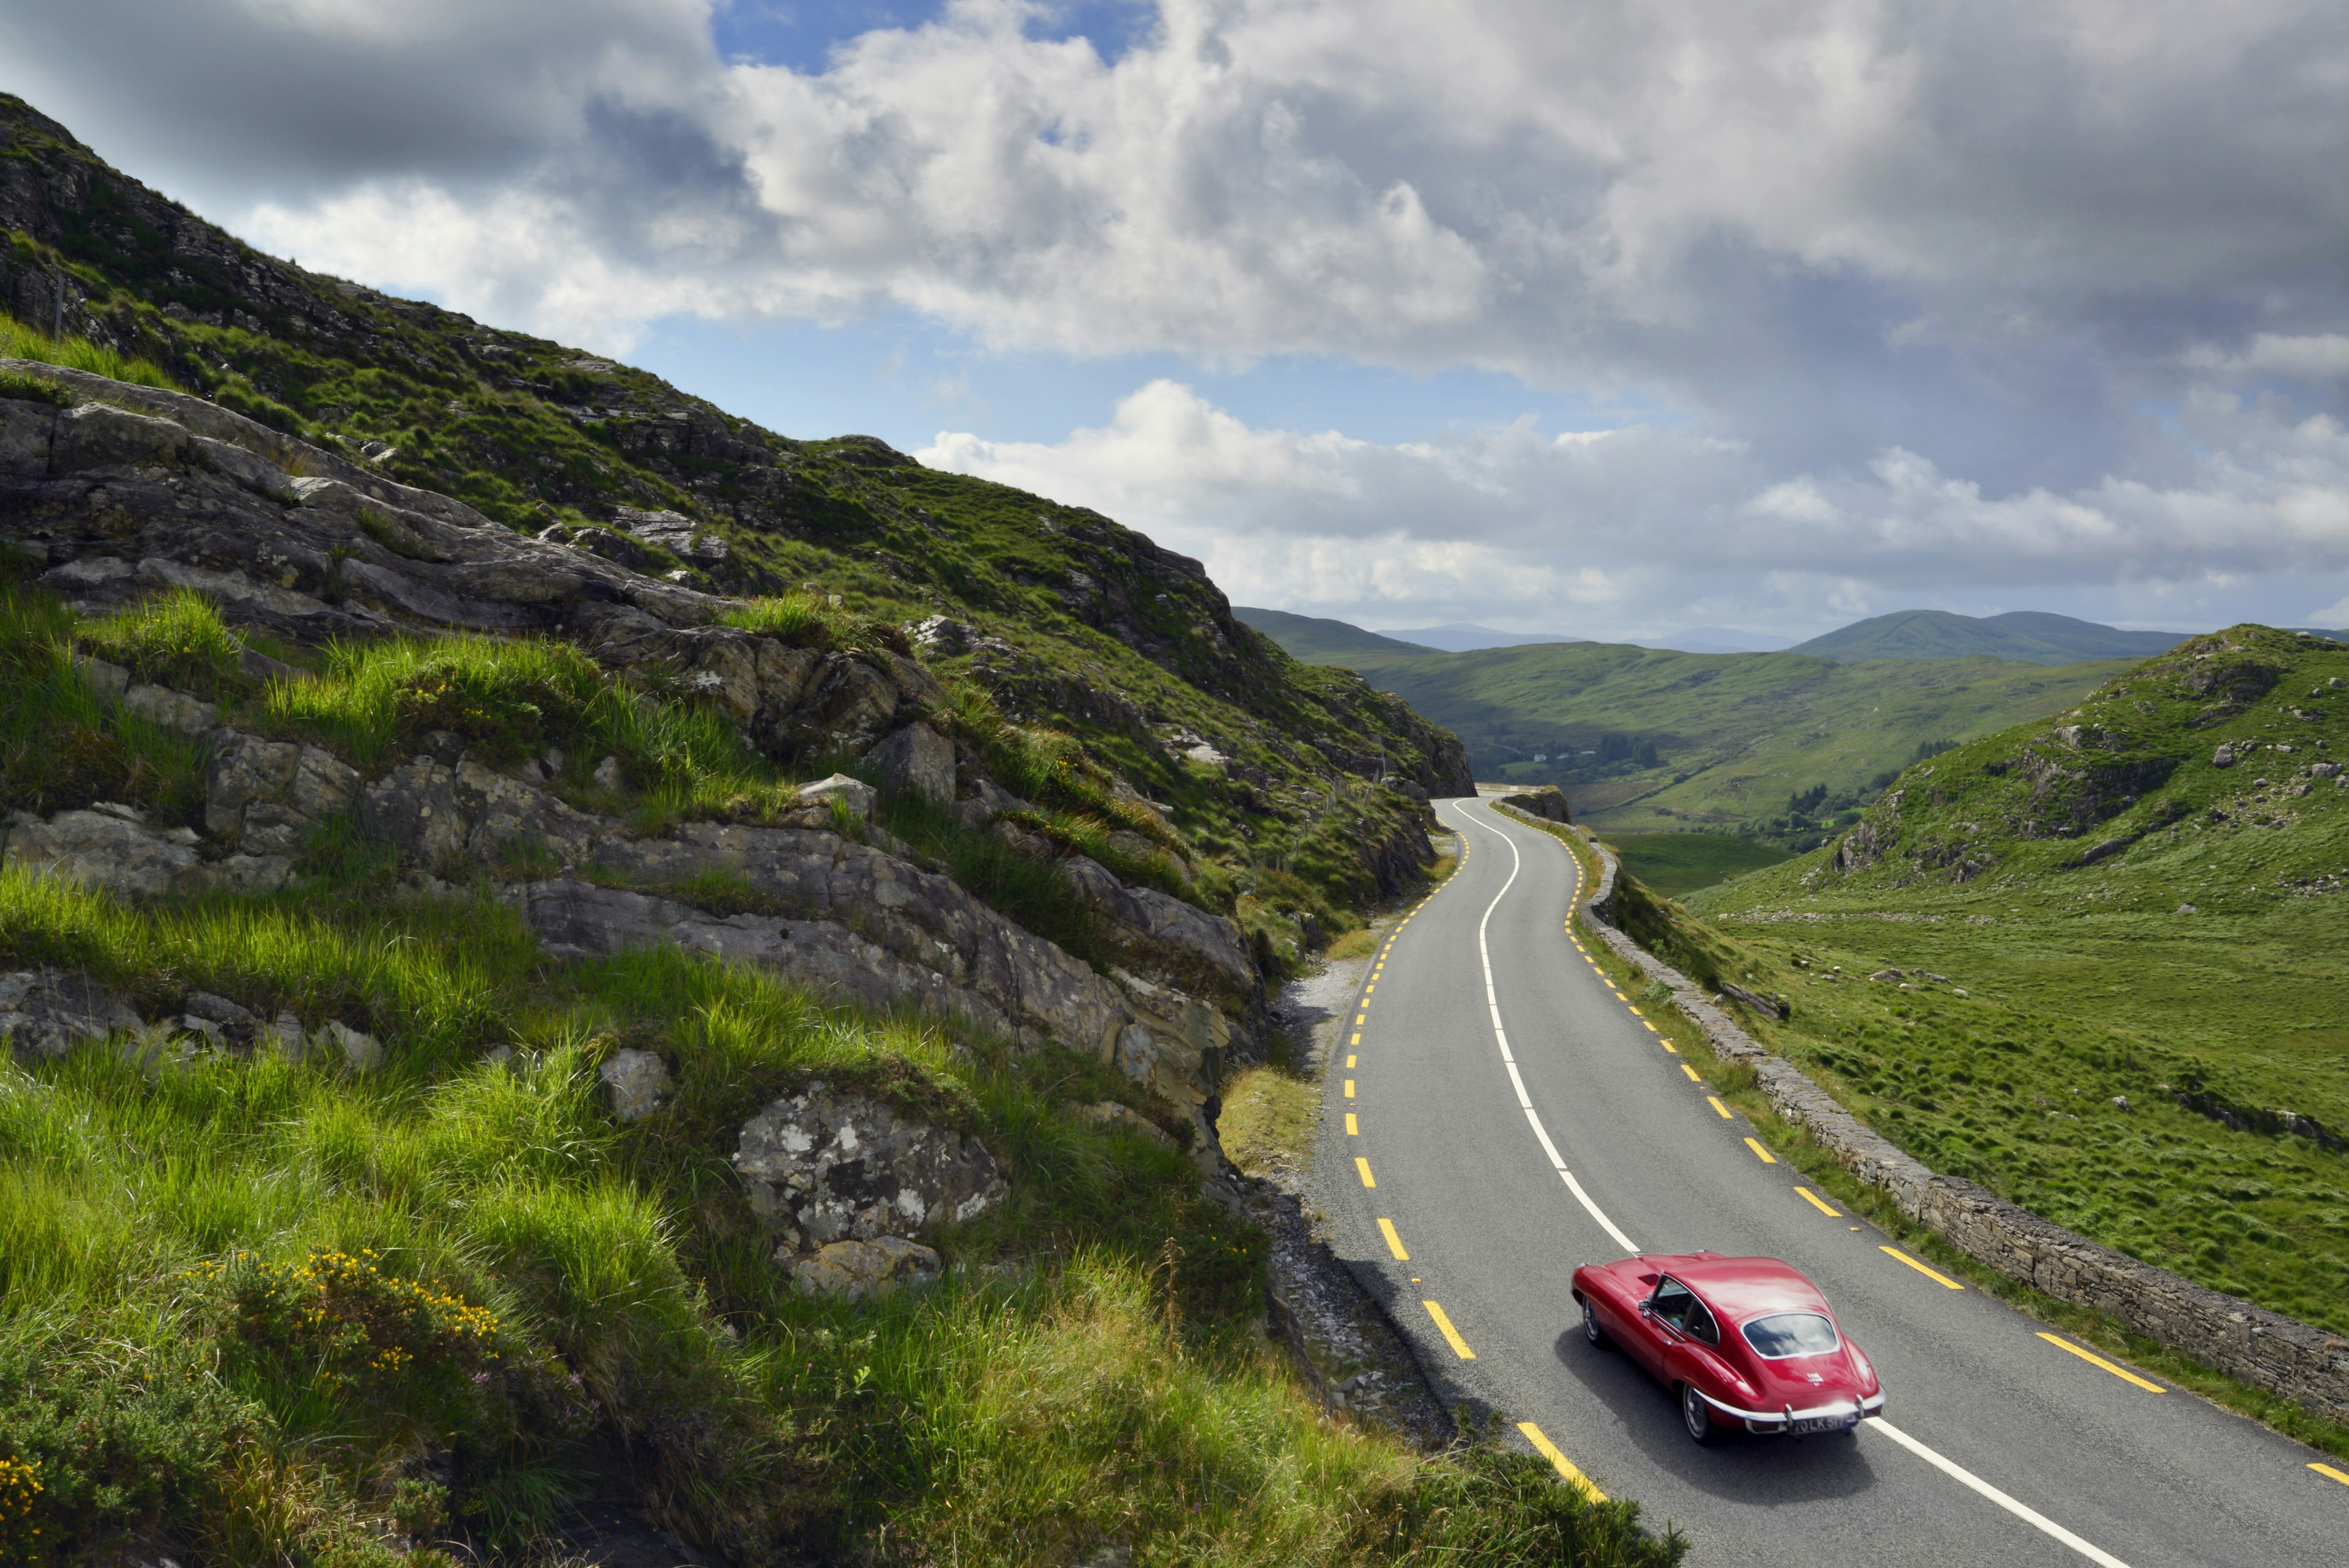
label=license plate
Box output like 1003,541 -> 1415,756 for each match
1790,1414 -> 1855,1435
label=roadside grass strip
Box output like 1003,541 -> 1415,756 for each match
1423,1300 -> 1476,1359
2038,1333 -> 2164,1393
1517,1421 -> 1606,1503
1881,1246 -> 1965,1290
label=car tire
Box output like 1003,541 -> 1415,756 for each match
1680,1383 -> 1726,1446
1582,1296 -> 1610,1349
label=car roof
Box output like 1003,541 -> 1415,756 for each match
1642,1253 -> 1833,1322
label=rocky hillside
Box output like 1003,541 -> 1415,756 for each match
0,93 -> 1470,920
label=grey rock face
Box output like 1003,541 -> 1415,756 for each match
0,968 -> 143,1063
360,755 -> 601,868
2213,744 -> 2236,768
1061,855 -> 1255,997
4,362 -> 730,648
121,683 -> 217,738
4,806 -> 200,897
792,1236 -> 941,1301
599,1047 -> 673,1123
207,731 -> 360,853
734,1082 -> 1006,1247
520,879 -> 1029,1041
863,721 -> 956,805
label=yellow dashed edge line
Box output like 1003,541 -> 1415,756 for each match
1794,1186 -> 1842,1217
1518,1421 -> 1605,1503
1707,1095 -> 1733,1120
1378,1217 -> 1410,1260
1880,1246 -> 1964,1290
2036,1332 -> 2164,1393
1743,1136 -> 1776,1164
1356,1157 -> 1376,1188
2310,1462 -> 2349,1487
1423,1299 -> 1475,1358
1345,1112 -> 1358,1135
1679,1063 -> 1702,1082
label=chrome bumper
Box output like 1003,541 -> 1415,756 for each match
1692,1388 -> 1884,1433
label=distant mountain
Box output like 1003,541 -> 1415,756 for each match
1231,607 -> 1436,660
1789,609 -> 2188,665
1371,622 -> 1584,652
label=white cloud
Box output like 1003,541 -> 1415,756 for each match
919,379 -> 2349,631
2186,333 -> 2349,380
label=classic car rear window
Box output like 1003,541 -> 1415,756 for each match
1741,1312 -> 1839,1358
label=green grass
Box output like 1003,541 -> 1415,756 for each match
0,866 -> 1680,1566
0,313 -> 178,390
1603,833 -> 1794,897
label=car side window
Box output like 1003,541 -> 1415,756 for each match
1685,1297 -> 1720,1346
1650,1277 -> 1696,1331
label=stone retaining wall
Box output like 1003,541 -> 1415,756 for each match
1491,801 -> 2349,1427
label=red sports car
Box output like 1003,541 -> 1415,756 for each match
1570,1251 -> 1883,1445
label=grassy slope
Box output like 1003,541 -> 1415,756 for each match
0,588 -> 1677,1565
1786,609 -> 2184,665
1603,834 -> 1794,898
1290,636 -> 2124,836
1230,608 -> 1436,662
1662,626 -> 2349,1337
0,95 -> 1458,926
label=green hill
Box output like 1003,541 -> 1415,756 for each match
1230,606 -> 1434,661
1271,633 -> 2128,844
1677,625 -> 2349,1339
1788,608 -> 2187,664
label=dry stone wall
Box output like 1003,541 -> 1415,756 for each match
1498,800 -> 2349,1426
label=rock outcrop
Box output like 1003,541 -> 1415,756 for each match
0,967 -> 142,1063
733,1083 -> 1006,1255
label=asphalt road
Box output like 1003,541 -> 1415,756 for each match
1315,793 -> 2347,1566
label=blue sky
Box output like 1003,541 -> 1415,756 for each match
6,0 -> 2348,639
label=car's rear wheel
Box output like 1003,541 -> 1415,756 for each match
1581,1295 -> 1609,1348
1680,1383 -> 1726,1446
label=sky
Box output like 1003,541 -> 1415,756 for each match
5,0 -> 2349,642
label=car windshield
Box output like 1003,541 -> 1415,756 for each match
1741,1312 -> 1840,1359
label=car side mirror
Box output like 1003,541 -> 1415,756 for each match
1637,1300 -> 1652,1315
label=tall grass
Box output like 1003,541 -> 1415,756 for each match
0,313 -> 178,390
0,586 -> 210,826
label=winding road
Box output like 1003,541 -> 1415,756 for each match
1315,792 -> 2345,1565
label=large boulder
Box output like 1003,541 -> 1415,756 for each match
0,968 -> 143,1063
863,721 -> 956,805
733,1083 -> 1007,1251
